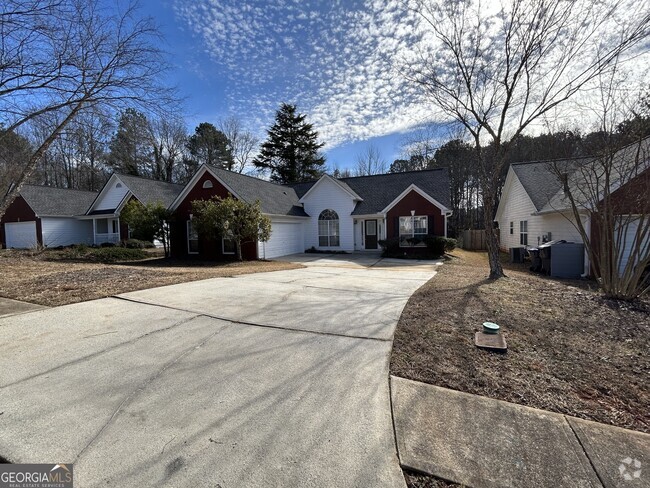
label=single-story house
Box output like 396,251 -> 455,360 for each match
83,174 -> 184,245
2,165 -> 452,259
1,175 -> 183,248
169,164 -> 452,260
495,137 -> 650,276
0,185 -> 97,248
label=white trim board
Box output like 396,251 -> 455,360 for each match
381,184 -> 451,214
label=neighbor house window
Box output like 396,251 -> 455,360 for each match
96,218 -> 108,234
399,216 -> 428,247
112,219 -> 119,234
510,222 -> 514,235
318,209 -> 340,247
520,220 -> 528,246
187,220 -> 199,254
222,237 -> 235,255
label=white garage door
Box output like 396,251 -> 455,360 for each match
259,221 -> 304,259
5,221 -> 37,249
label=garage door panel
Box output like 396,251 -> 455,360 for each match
259,221 -> 304,258
5,221 -> 37,249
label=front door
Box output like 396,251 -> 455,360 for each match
365,220 -> 378,250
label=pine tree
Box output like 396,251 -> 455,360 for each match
186,122 -> 233,169
254,103 -> 326,183
107,108 -> 152,176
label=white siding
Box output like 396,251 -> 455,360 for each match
497,172 -> 590,250
42,218 -> 93,247
4,221 -> 37,248
258,219 -> 305,258
539,213 -> 587,244
94,178 -> 128,211
302,179 -> 356,252
496,173 -> 542,250
616,216 -> 649,275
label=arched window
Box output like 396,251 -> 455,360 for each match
202,180 -> 213,189
318,209 -> 340,247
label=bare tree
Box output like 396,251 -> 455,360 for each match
219,116 -> 259,173
148,116 -> 187,183
408,0 -> 650,278
550,76 -> 650,299
0,0 -> 175,217
354,144 -> 388,176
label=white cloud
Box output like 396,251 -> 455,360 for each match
173,0 -> 444,147
173,0 -> 650,148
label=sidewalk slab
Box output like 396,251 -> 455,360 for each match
567,417 -> 650,488
0,297 -> 48,318
391,376 -> 602,488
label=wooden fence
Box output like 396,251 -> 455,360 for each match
462,229 -> 487,250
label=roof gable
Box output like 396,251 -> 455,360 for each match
511,158 -> 583,211
298,174 -> 363,203
19,185 -> 97,217
171,165 -> 308,217
381,184 -> 451,214
339,169 -> 451,215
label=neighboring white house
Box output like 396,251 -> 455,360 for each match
1,185 -> 97,249
83,174 -> 183,245
495,158 -> 591,251
496,138 -> 650,276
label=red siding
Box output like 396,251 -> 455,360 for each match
386,190 -> 445,236
0,195 -> 42,247
170,170 -> 258,260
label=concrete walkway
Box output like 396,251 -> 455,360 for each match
0,254 -> 441,487
392,376 -> 650,488
0,296 -> 48,318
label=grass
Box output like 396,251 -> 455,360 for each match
390,249 -> 650,433
0,248 -> 302,307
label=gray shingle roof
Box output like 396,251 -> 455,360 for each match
341,168 -> 451,215
116,174 -> 184,208
207,166 -> 308,216
511,158 -> 586,211
19,185 -> 98,216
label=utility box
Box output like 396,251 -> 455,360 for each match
538,240 -> 584,278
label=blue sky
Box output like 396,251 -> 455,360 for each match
140,0 -> 438,171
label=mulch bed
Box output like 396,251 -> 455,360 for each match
390,249 -> 650,434
0,249 -> 301,307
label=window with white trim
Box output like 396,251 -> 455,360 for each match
399,216 -> 427,247
318,209 -> 340,247
519,220 -> 528,246
509,222 -> 514,235
187,220 -> 199,254
222,237 -> 235,255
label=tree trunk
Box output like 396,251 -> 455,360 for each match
235,240 -> 243,261
0,101 -> 86,219
482,181 -> 505,279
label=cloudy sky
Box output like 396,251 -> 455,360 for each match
142,0 -> 439,170
142,0 -> 649,171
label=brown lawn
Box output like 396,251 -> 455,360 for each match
0,248 -> 301,307
391,249 -> 650,434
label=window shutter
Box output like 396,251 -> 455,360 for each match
428,216 -> 433,235
394,216 -> 399,238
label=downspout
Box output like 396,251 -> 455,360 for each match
582,214 -> 591,277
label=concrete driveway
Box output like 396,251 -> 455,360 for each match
0,253 -> 440,487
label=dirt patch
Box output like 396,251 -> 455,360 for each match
0,249 -> 302,307
390,249 -> 650,433
404,469 -> 462,487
